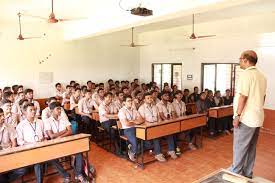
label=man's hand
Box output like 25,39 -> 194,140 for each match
233,116 -> 240,128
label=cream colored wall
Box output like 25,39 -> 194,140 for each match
139,12 -> 275,109
0,23 -> 140,98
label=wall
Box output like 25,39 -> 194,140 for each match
0,23 -> 140,98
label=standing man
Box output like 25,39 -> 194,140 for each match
230,50 -> 267,178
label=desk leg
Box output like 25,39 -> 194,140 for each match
200,126 -> 203,148
141,139 -> 144,169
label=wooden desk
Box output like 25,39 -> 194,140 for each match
186,103 -> 197,114
135,114 -> 207,168
208,105 -> 233,118
0,134 -> 91,173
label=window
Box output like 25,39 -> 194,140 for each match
152,63 -> 182,90
201,63 -> 240,95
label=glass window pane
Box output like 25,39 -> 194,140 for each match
203,64 -> 215,92
162,64 -> 172,87
172,65 -> 182,90
233,64 -> 242,96
153,64 -> 162,88
216,64 -> 232,95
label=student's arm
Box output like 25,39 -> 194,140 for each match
11,138 -> 17,147
58,126 -> 72,138
78,100 -> 92,119
46,129 -> 67,139
134,112 -> 145,124
16,125 -> 25,146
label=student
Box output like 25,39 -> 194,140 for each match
138,93 -> 177,162
189,86 -> 200,103
3,87 -> 11,93
2,91 -> 15,104
12,91 -> 25,115
55,83 -> 63,100
17,103 -> 71,183
0,100 -> 19,128
62,85 -> 72,106
41,97 -> 69,123
44,102 -> 88,183
121,86 -> 130,96
206,90 -> 216,109
151,90 -> 160,105
114,91 -> 124,110
98,92 -> 119,151
81,86 -> 88,98
156,91 -> 177,120
70,88 -> 81,111
172,91 -> 197,152
182,89 -> 190,104
17,85 -> 24,93
78,90 -> 95,134
93,88 -> 105,110
87,81 -> 93,91
132,91 -> 144,110
0,108 -> 27,183
223,89 -> 233,105
118,96 -> 144,161
17,99 -> 29,121
70,80 -> 76,87
214,90 -> 224,107
24,89 -> 40,117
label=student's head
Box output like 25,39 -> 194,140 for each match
121,81 -> 126,87
0,108 -> 4,124
66,85 -> 72,92
24,89 -> 34,100
204,88 -> 209,95
3,87 -> 11,93
17,92 -> 25,100
239,50 -> 258,69
125,80 -> 130,86
116,91 -> 124,101
74,88 -> 81,97
97,88 -> 105,97
74,83 -> 80,89
19,99 -> 28,109
153,86 -> 160,92
87,81 -> 92,88
12,85 -> 19,94
150,90 -> 158,99
23,102 -> 36,119
55,83 -> 62,90
135,91 -> 143,101
161,91 -> 170,102
104,92 -> 113,104
0,100 -> 12,114
98,83 -> 104,89
174,90 -> 183,100
49,102 -> 62,117
81,85 -> 87,93
199,92 -> 206,101
70,80 -> 76,86
152,82 -> 157,87
108,79 -> 114,85
208,90 -> 213,98
3,91 -> 14,102
134,79 -> 139,84
18,85 -> 24,93
123,95 -> 133,108
215,90 -> 221,97
163,85 -> 170,92
225,89 -> 231,96
172,85 -> 178,91
122,87 -> 129,95
194,87 -> 199,93
115,80 -> 120,86
85,89 -> 92,99
47,97 -> 57,106
144,92 -> 153,105
183,89 -> 190,96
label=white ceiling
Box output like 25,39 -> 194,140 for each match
1,0 -> 275,40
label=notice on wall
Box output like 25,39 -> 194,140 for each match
39,72 -> 53,84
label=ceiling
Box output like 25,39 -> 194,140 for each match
1,0 -> 275,40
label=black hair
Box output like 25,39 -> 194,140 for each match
183,89 -> 189,93
0,108 -> 3,113
3,91 -> 13,100
144,92 -> 151,97
55,83 -> 61,87
104,92 -> 113,98
123,95 -> 132,102
23,102 -> 34,111
49,101 -> 61,110
97,88 -> 104,93
47,97 -> 57,104
24,88 -> 33,95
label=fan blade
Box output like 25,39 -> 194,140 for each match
59,17 -> 86,22
132,44 -> 148,47
197,35 -> 216,38
22,37 -> 43,39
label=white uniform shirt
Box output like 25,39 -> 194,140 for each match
44,116 -> 71,133
172,100 -> 186,117
156,101 -> 175,118
98,102 -> 118,123
118,106 -> 141,129
138,103 -> 159,123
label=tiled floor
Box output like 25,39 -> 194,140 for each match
36,132 -> 275,182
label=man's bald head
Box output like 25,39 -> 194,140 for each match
242,50 -> 258,65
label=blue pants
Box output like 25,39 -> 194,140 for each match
74,154 -> 83,177
153,135 -> 175,155
124,127 -> 138,154
0,168 -> 27,183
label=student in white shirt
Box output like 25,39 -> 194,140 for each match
118,96 -> 144,161
62,85 -> 72,106
0,99 -> 19,128
54,83 -> 63,100
93,88 -> 105,110
44,102 -> 89,183
11,91 -> 25,115
114,91 -> 124,111
24,89 -> 40,117
138,93 -> 177,162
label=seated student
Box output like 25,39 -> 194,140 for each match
17,103 -> 72,183
78,90 -> 95,134
118,96 -> 144,161
81,86 -> 88,98
132,91 -> 144,110
17,85 -> 24,93
12,91 -> 25,115
1,91 -> 15,106
156,91 -> 177,120
114,91 -> 124,110
0,108 -> 27,183
138,92 -> 177,162
42,97 -> 69,123
3,87 -> 11,93
93,88 -> 105,110
214,90 -> 224,107
98,92 -> 119,151
54,83 -> 64,100
151,90 -> 160,105
172,91 -> 197,152
17,99 -> 29,121
70,88 -> 81,111
121,86 -> 130,96
223,89 -> 233,132
189,86 -> 200,103
62,85 -> 72,106
196,92 -> 215,136
87,80 -> 93,91
0,100 -> 19,128
24,89 -> 40,117
44,102 -> 89,183
70,80 -> 76,87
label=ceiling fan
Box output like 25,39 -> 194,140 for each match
189,14 -> 216,40
120,27 -> 147,47
24,0 -> 85,24
17,12 -> 45,40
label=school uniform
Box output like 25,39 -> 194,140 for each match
189,93 -> 200,103
0,123 -> 27,182
55,90 -> 63,98
114,100 -> 123,111
70,95 -> 81,122
223,96 -> 234,130
29,100 -> 40,117
41,107 -> 69,123
78,97 -> 96,134
4,113 -> 18,128
118,106 -> 141,155
62,91 -> 71,106
138,103 -> 175,155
